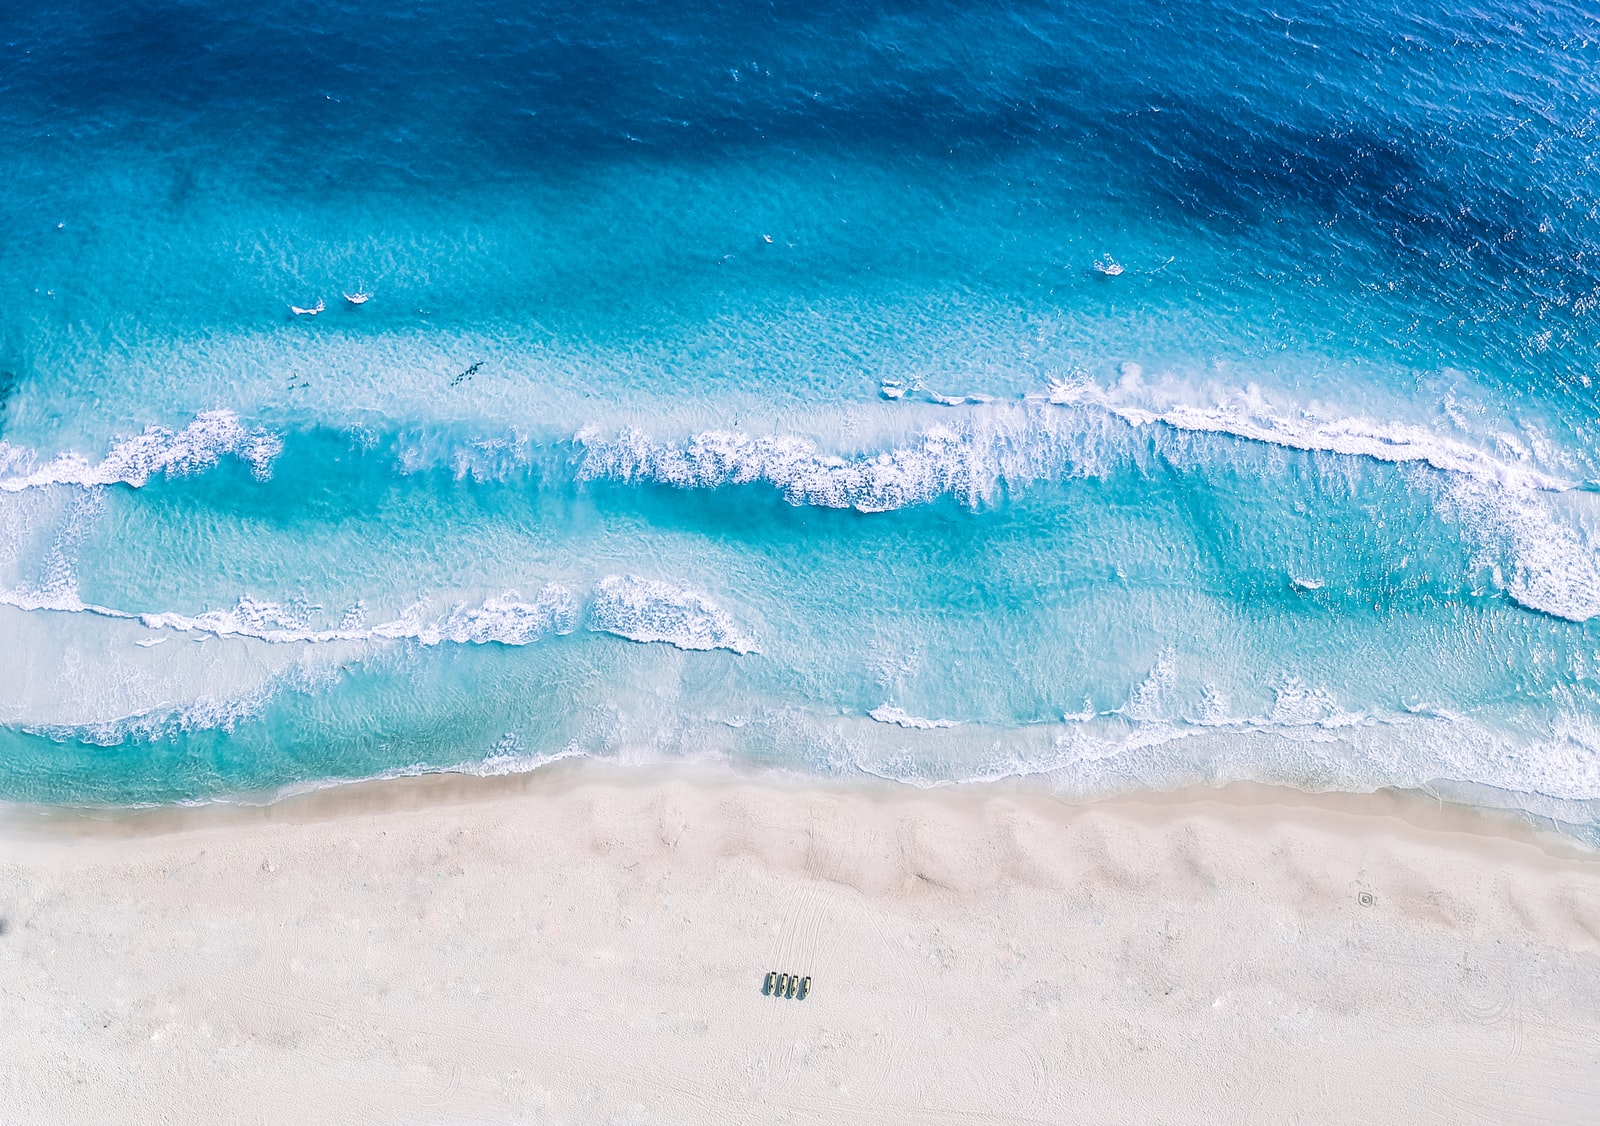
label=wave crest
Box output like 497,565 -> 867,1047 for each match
0,410 -> 282,493
1042,374 -> 1575,493
578,378 -> 1600,622
576,409 -> 1095,512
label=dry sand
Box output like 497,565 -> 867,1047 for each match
2,763 -> 1599,1124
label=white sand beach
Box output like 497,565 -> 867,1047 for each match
3,764 -> 1599,1124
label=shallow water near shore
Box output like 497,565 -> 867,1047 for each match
2,0 -> 1600,834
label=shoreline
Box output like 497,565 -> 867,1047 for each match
4,760 -> 1599,1122
4,757 -> 1595,860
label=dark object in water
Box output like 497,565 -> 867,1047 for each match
450,361 -> 484,387
797,975 -> 810,1000
762,971 -> 775,995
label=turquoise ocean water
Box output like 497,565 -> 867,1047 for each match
3,0 -> 1600,834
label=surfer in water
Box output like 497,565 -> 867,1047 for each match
290,298 -> 326,316
344,290 -> 371,305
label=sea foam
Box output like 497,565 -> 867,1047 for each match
578,379 -> 1600,621
136,586 -> 580,647
6,576 -> 753,658
589,575 -> 757,654
868,705 -> 960,729
580,381 -> 1577,511
0,411 -> 283,492
1041,375 -> 1577,494
575,407 -> 1099,512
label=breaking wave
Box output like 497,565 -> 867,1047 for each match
0,411 -> 283,492
577,379 -> 1600,622
589,574 -> 757,654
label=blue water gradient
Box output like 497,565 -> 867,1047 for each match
2,0 -> 1599,831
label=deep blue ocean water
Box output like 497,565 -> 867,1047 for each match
3,0 -> 1600,830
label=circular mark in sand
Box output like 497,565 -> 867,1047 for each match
1358,891 -> 1375,908
1454,963 -> 1516,1026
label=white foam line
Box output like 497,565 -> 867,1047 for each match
579,382 -> 1599,621
0,588 -> 137,620
579,386 -> 1578,518
260,743 -> 596,806
868,705 -> 960,729
137,587 -> 580,647
576,410 -> 1080,513
1039,378 -> 1578,494
0,587 -> 580,647
3,578 -> 760,655
0,410 -> 283,493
